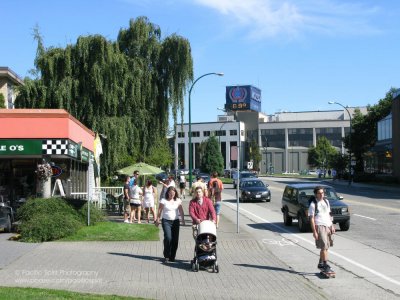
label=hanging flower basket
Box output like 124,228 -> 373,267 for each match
36,163 -> 53,180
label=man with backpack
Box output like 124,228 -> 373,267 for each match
208,172 -> 224,229
308,186 -> 335,274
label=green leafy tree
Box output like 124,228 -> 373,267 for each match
201,136 -> 224,175
15,17 -> 193,178
348,89 -> 394,171
145,139 -> 173,169
308,136 -> 338,172
247,139 -> 261,171
0,93 -> 5,108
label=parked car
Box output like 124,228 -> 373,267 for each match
232,171 -> 257,189
155,172 -> 168,182
193,173 -> 210,187
281,183 -> 350,232
0,196 -> 14,233
192,168 -> 200,176
238,178 -> 271,202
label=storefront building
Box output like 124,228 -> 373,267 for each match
0,109 -> 96,209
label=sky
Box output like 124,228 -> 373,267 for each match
2,0 -> 400,124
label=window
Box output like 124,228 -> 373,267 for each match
288,128 -> 313,147
191,131 -> 200,137
316,127 -> 343,148
178,132 -> 185,138
203,131 -> 210,137
215,130 -> 226,137
230,130 -> 237,136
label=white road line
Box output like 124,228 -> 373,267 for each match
224,201 -> 400,287
353,214 -> 377,221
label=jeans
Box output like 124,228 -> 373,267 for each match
161,219 -> 180,260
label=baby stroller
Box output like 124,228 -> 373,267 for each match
191,220 -> 219,273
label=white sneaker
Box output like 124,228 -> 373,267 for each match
124,220 -> 130,223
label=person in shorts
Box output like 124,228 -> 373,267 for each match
308,186 -> 335,273
179,173 -> 186,199
208,172 -> 223,229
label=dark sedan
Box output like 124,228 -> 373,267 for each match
238,178 -> 271,202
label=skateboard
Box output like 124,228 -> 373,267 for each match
319,267 -> 336,278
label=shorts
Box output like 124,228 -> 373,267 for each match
214,201 -> 222,215
130,199 -> 141,208
179,182 -> 186,189
124,199 -> 131,214
315,225 -> 333,250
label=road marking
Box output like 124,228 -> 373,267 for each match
224,201 -> 400,287
262,238 -> 299,246
353,214 -> 376,221
345,199 -> 400,213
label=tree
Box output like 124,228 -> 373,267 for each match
247,139 -> 261,171
348,88 -> 394,172
15,17 -> 193,178
145,139 -> 173,170
308,137 -> 338,172
0,94 -> 5,108
201,136 -> 224,175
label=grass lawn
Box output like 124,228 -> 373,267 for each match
60,221 -> 159,242
0,286 -> 146,299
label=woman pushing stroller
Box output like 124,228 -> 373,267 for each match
189,186 -> 216,226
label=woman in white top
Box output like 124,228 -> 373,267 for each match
142,180 -> 156,223
155,186 -> 185,263
129,181 -> 143,223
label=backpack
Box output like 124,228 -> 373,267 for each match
308,196 -> 329,216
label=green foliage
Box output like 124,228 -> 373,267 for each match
145,138 -> 173,169
0,93 -> 5,108
78,203 -> 106,225
15,17 -> 193,178
201,136 -> 224,175
247,139 -> 262,171
18,198 -> 83,242
349,88 -> 395,171
308,136 -> 338,170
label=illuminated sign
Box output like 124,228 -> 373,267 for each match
225,85 -> 261,112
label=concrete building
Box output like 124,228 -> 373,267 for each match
174,84 -> 367,174
175,108 -> 366,174
0,67 -> 24,109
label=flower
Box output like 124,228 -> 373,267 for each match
36,163 -> 53,180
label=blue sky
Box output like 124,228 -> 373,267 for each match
2,0 -> 400,123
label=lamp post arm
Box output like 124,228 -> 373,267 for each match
188,72 -> 224,188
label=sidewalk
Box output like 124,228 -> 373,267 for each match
0,195 -> 330,300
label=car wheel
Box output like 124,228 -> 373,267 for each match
298,214 -> 308,232
283,209 -> 292,226
4,215 -> 12,233
339,220 -> 350,231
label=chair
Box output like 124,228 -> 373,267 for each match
106,194 -> 119,212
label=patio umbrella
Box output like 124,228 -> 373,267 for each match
117,162 -> 164,176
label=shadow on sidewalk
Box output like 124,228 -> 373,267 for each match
108,252 -> 190,270
234,263 -> 306,275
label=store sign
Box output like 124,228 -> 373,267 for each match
225,85 -> 262,112
0,140 -> 42,155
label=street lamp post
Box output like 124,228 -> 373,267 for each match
328,101 -> 352,185
188,72 -> 224,188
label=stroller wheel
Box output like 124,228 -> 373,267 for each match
195,261 -> 199,272
213,262 -> 219,273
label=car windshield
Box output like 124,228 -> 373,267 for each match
299,188 -> 339,202
243,180 -> 264,188
241,173 -> 255,178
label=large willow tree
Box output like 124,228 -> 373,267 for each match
16,17 -> 193,177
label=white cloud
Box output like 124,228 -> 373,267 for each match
194,0 -> 381,39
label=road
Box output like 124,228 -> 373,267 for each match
221,177 -> 400,299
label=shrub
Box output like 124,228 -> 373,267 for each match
17,198 -> 84,242
78,203 -> 106,225
19,212 -> 83,242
